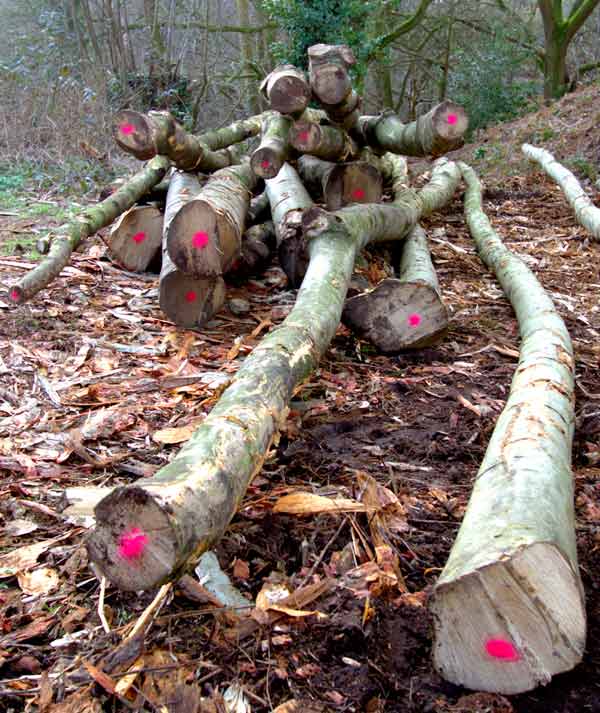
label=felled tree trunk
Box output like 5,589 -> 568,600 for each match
250,113 -> 292,179
308,43 -> 361,129
246,190 -> 271,226
107,205 -> 163,272
167,161 -> 257,277
342,224 -> 449,351
229,221 -> 276,279
113,110 -> 262,171
522,143 -> 600,239
7,156 -> 170,305
430,163 -> 586,695
85,156 -> 463,592
264,163 -> 314,287
296,155 -> 383,210
289,121 -> 358,161
159,171 -> 226,328
260,65 -> 311,117
357,101 -> 468,157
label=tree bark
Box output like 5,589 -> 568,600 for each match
296,155 -> 383,210
430,162 -> 586,695
7,156 -> 170,305
167,161 -> 257,277
342,224 -> 448,351
308,44 -> 361,130
236,0 -> 261,115
229,221 -> 276,279
86,158 -> 461,592
107,205 -> 163,272
159,171 -> 226,329
260,65 -> 311,117
522,143 -> 600,239
356,101 -> 468,157
246,190 -> 271,225
250,113 -> 292,179
289,121 -> 358,162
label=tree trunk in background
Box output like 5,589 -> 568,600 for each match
236,0 -> 261,115
143,0 -> 166,68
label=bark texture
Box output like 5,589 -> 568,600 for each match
250,113 -> 292,179
230,221 -> 276,279
430,162 -> 586,695
289,121 -> 358,161
357,101 -> 468,157
260,65 -> 311,117
86,161 -> 461,591
159,171 -> 226,328
522,143 -> 600,239
167,161 -> 257,277
108,205 -> 163,272
7,156 -> 170,305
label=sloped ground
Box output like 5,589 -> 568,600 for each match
0,88 -> 599,713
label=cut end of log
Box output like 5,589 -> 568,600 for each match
87,486 -> 178,591
7,285 -> 24,306
432,102 -> 469,146
251,147 -> 283,179
112,110 -> 155,160
160,272 -> 226,328
325,162 -> 383,210
430,542 -> 586,694
289,122 -> 320,152
268,74 -> 311,116
108,205 -> 163,272
342,278 -> 448,352
312,65 -> 352,106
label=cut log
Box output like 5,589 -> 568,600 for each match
296,155 -> 383,210
264,163 -> 314,288
229,221 -> 276,279
167,161 -> 257,277
289,121 -> 358,161
85,156 -> 462,592
159,171 -> 225,328
308,43 -> 355,106
260,65 -> 311,117
7,156 -> 170,305
522,143 -> 600,239
246,190 -> 271,226
250,113 -> 292,179
429,162 -> 586,695
357,101 -> 468,157
107,205 -> 163,272
113,110 -> 262,171
323,89 -> 361,130
342,224 -> 448,351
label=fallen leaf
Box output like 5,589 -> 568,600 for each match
0,534 -> 71,578
46,687 -> 102,712
223,682 -> 251,713
152,417 -> 204,444
6,519 -> 39,537
17,567 -> 59,596
0,615 -> 55,645
273,492 -> 368,515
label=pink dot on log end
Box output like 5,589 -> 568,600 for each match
447,113 -> 458,125
118,527 -> 148,559
132,231 -> 146,244
485,638 -> 520,661
298,130 -> 309,142
192,231 -> 209,249
185,290 -> 197,303
261,159 -> 270,169
351,188 -> 365,200
408,313 -> 421,327
120,123 -> 135,135
9,288 -> 20,302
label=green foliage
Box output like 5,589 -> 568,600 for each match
449,24 -> 540,136
568,156 -> 598,182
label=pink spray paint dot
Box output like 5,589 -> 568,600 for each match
408,313 -> 421,327
132,231 -> 146,244
351,188 -> 365,200
192,231 -> 209,249
261,159 -> 271,170
118,527 -> 148,559
298,130 -> 309,142
9,288 -> 20,302
120,123 -> 135,135
446,113 -> 458,125
185,290 -> 197,303
485,638 -> 520,662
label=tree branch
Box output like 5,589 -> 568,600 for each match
367,0 -> 435,60
565,0 -> 600,43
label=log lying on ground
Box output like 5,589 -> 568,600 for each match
6,156 -> 170,305
107,205 -> 163,272
289,120 -> 358,161
167,160 -> 257,277
159,171 -> 226,328
260,65 -> 311,117
308,43 -> 360,129
522,143 -> 600,240
296,155 -> 383,210
265,163 -> 314,288
229,221 -> 276,279
356,101 -> 468,157
246,190 -> 271,225
85,156 -> 462,592
342,224 -> 449,351
113,110 -> 262,171
250,113 -> 292,179
430,162 -> 586,695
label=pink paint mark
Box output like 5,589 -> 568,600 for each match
408,313 -> 421,327
192,231 -> 209,249
446,113 -> 458,125
9,288 -> 20,302
298,130 -> 309,143
485,638 -> 520,662
118,527 -> 148,559
132,231 -> 146,244
185,290 -> 197,303
120,123 -> 135,135
261,159 -> 271,170
351,188 -> 365,200
231,259 -> 241,271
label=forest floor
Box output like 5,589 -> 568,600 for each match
0,82 -> 599,713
